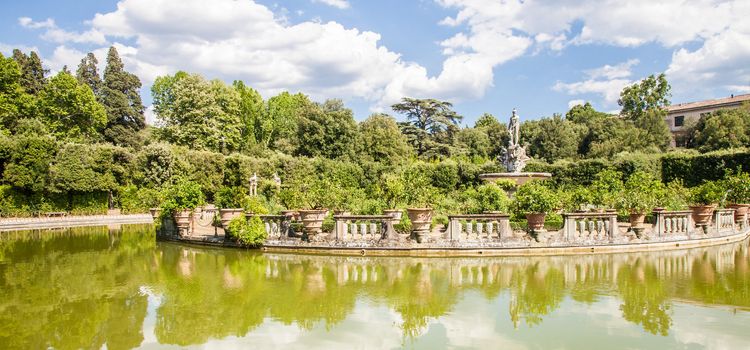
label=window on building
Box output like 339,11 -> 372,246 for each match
674,115 -> 685,127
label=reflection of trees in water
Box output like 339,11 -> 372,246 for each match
2,228 -> 750,348
0,224 -> 155,349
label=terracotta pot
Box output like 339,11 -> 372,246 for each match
333,210 -> 351,216
407,208 -> 433,243
281,210 -> 299,221
149,207 -> 161,220
173,209 -> 192,231
629,212 -> 646,228
383,209 -> 403,223
727,204 -> 749,223
298,209 -> 327,237
526,213 -> 546,231
219,208 -> 245,228
689,204 -> 716,226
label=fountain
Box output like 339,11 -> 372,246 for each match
479,109 -> 551,185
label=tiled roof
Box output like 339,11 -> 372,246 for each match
668,93 -> 750,112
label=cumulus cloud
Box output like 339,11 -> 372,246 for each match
20,16 -> 106,45
568,99 -> 585,109
312,0 -> 350,10
553,59 -> 639,107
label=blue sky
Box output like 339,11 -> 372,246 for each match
1,0 -> 749,125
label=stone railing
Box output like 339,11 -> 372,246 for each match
447,214 -> 511,241
653,210 -> 693,237
255,215 -> 293,240
714,209 -> 736,235
334,215 -> 396,242
562,212 -> 618,243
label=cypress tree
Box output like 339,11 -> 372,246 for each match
76,52 -> 101,97
12,49 -> 47,94
101,46 -> 145,146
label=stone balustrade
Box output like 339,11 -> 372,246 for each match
653,210 -> 693,237
256,215 -> 292,239
447,214 -> 511,241
714,209 -> 736,235
562,212 -> 618,243
334,215 -> 396,241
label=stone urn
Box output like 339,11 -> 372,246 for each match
727,204 -> 749,223
219,208 -> 245,228
525,213 -> 546,231
383,209 -> 403,224
173,209 -> 193,235
407,208 -> 433,243
298,209 -> 328,240
689,204 -> 716,227
281,210 -> 299,221
149,207 -> 161,220
629,212 -> 646,228
333,210 -> 351,216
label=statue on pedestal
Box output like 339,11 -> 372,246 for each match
500,109 -> 531,173
249,173 -> 258,196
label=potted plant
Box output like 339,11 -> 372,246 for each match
297,178 -> 335,241
723,171 -> 750,223
591,169 -> 624,211
617,171 -> 663,237
161,180 -> 204,235
512,181 -> 558,233
689,181 -> 724,230
215,186 -> 248,229
381,174 -> 406,222
405,184 -> 436,243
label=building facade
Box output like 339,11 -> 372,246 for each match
666,93 -> 750,146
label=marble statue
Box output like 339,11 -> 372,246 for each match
249,172 -> 258,196
500,109 -> 531,173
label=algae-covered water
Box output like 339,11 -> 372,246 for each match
1,224 -> 749,349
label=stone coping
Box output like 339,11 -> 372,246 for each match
0,214 -> 153,232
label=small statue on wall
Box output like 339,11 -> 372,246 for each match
249,172 -> 258,196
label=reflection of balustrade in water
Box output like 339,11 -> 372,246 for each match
714,209 -> 736,235
563,212 -> 617,243
334,215 -> 395,241
653,210 -> 693,237
447,214 -> 511,241
255,215 -> 292,239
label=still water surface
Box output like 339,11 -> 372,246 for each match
1,224 -> 749,349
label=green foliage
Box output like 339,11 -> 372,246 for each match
392,98 -> 462,157
226,215 -> 267,246
160,180 -> 204,215
590,169 -> 624,208
3,126 -> 56,192
662,148 -> 750,186
689,181 -> 724,206
659,180 -> 689,211
38,71 -> 106,141
243,196 -> 269,214
464,183 -> 510,214
214,186 -> 248,209
135,143 -> 176,188
357,113 -> 412,164
721,170 -> 750,204
689,107 -> 750,152
118,184 -> 161,214
512,181 -> 558,215
521,114 -> 587,162
101,47 -> 145,147
48,143 -> 119,193
617,171 -> 664,213
296,99 -> 358,159
12,50 -> 47,95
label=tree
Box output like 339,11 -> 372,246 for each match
101,47 -> 145,146
392,98 -> 462,157
618,74 -> 672,150
521,114 -> 586,162
264,91 -> 310,151
689,108 -> 750,152
357,113 -> 412,163
565,102 -> 609,124
296,99 -> 358,159
152,72 -> 243,152
233,81 -> 264,152
76,52 -> 101,97
474,113 -> 509,158
2,119 -> 57,192
37,71 -> 107,141
0,53 -> 34,130
12,50 -> 47,95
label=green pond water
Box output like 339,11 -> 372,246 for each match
1,224 -> 750,349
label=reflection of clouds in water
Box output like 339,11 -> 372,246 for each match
670,304 -> 750,350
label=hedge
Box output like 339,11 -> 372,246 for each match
662,148 -> 750,186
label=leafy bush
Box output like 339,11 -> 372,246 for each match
118,185 -> 161,214
617,171 -> 664,213
689,181 -> 725,206
466,183 -> 510,213
214,186 -> 248,209
160,180 -> 204,215
512,181 -> 558,215
659,181 -> 689,210
662,148 -> 750,186
722,170 -> 750,204
226,215 -> 267,246
243,195 -> 270,214
591,169 -> 624,209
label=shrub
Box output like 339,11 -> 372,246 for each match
468,183 -> 510,213
160,180 -> 204,215
226,215 -> 267,246
689,181 -> 724,206
243,195 -> 270,214
617,171 -> 664,213
214,186 -> 248,209
118,185 -> 161,214
662,148 -> 750,186
659,181 -> 689,211
590,169 -> 624,209
722,170 -> 750,204
512,181 -> 558,215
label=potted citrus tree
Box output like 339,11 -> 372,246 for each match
617,171 -> 663,237
215,186 -> 248,229
591,169 -> 623,211
161,180 -> 204,235
381,174 -> 406,223
723,171 -> 750,223
297,178 -> 335,241
512,181 -> 558,233
689,181 -> 724,231
405,184 -> 436,243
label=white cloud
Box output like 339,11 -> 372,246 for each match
19,16 -> 107,45
568,99 -> 585,109
553,59 -> 639,107
312,0 -> 350,10
18,17 -> 54,29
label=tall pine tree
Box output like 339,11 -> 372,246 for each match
76,52 -> 101,97
101,46 -> 145,147
12,49 -> 47,95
